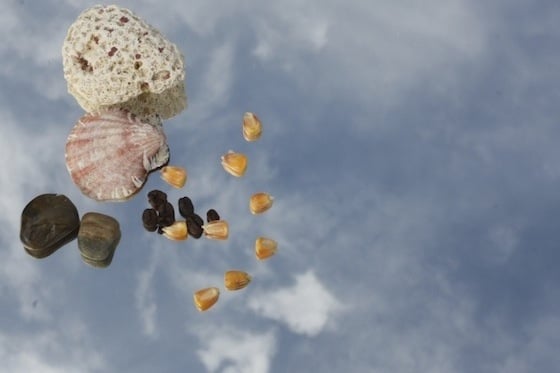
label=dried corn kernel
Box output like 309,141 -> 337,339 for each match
224,270 -> 252,291
242,112 -> 262,141
202,220 -> 229,240
249,192 -> 274,214
161,220 -> 188,241
255,237 -> 278,260
193,287 -> 220,312
221,151 -> 248,177
160,166 -> 187,188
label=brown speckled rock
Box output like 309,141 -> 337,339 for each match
78,212 -> 121,268
20,194 -> 80,258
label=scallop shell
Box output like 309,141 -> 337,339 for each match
65,109 -> 169,201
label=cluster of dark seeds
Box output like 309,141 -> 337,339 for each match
142,190 -> 220,239
142,190 -> 175,234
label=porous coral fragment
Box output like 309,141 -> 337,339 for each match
62,5 -> 186,119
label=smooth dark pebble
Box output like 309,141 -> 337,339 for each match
78,212 -> 121,268
206,209 -> 220,222
148,189 -> 167,209
186,215 -> 203,238
178,196 -> 194,218
20,193 -> 80,258
142,208 -> 158,232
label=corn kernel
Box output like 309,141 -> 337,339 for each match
193,287 -> 220,312
242,112 -> 262,141
249,192 -> 274,214
203,220 -> 229,240
224,270 -> 252,291
161,220 -> 188,241
255,237 -> 278,260
160,166 -> 187,188
221,151 -> 248,177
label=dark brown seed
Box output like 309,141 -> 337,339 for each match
178,196 -> 194,218
158,201 -> 175,227
206,209 -> 220,222
142,208 -> 158,232
20,194 -> 80,258
78,212 -> 121,268
186,215 -> 203,238
148,190 -> 167,209
192,213 -> 204,227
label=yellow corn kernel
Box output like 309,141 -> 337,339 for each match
249,192 -> 274,214
162,221 -> 188,241
224,270 -> 252,291
255,237 -> 278,260
221,151 -> 248,177
242,112 -> 262,142
193,287 -> 220,312
160,166 -> 187,188
203,220 -> 229,240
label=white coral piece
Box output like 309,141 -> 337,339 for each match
62,5 -> 187,120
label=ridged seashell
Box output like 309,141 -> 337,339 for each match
78,212 -> 121,268
20,194 -> 80,259
65,109 -> 169,201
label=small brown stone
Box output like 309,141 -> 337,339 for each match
20,194 -> 80,258
78,212 -> 121,268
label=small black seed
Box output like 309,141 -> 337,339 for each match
191,213 -> 204,227
186,215 -> 203,238
178,196 -> 194,218
142,209 -> 158,232
206,209 -> 220,222
158,202 -> 175,227
148,190 -> 167,209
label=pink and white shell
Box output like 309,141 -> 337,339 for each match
65,109 -> 169,201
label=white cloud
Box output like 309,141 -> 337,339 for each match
0,321 -> 106,373
135,246 -> 161,338
248,271 -> 341,337
195,327 -> 276,373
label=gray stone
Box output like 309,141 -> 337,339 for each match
20,194 -> 80,258
78,212 -> 121,268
